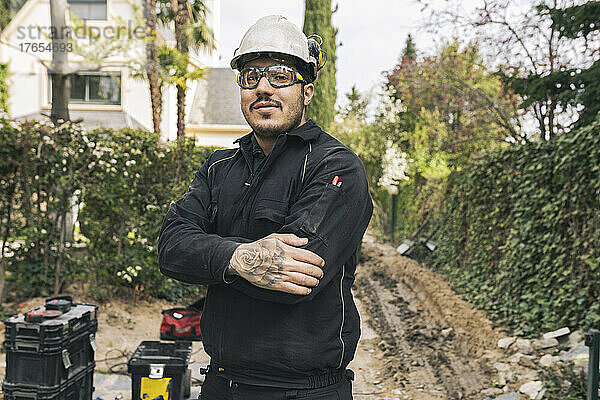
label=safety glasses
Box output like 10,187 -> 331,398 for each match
236,65 -> 305,89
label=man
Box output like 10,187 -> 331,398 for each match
158,15 -> 372,400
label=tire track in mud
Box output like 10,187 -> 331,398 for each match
354,237 -> 502,399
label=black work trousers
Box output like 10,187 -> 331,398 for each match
199,370 -> 354,400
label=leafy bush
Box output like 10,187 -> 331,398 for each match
429,118 -> 600,336
78,128 -> 214,302
1,118 -> 93,298
0,116 -> 216,302
539,364 -> 586,400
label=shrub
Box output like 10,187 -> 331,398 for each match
0,116 -> 216,302
78,129 -> 215,302
1,119 -> 94,298
429,118 -> 600,336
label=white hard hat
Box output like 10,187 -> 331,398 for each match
231,15 -> 323,82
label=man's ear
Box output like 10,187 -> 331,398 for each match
303,83 -> 315,106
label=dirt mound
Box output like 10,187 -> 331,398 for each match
354,235 -> 506,399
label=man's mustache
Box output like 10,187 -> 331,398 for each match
250,96 -> 282,110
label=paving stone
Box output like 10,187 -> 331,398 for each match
519,381 -> 542,399
93,374 -> 130,400
559,342 -> 588,363
498,370 -> 514,386
532,338 -> 559,350
481,387 -> 504,396
93,373 -> 109,386
498,337 -> 516,349
568,331 -> 584,347
105,375 -> 130,391
518,356 -> 537,369
515,339 -> 533,354
495,393 -> 521,400
509,353 -> 531,364
543,327 -> 570,340
539,354 -> 559,367
493,362 -> 511,372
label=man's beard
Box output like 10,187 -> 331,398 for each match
243,94 -> 305,139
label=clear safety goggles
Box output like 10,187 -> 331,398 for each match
236,65 -> 305,89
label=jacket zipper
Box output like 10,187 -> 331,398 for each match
230,145 -> 256,227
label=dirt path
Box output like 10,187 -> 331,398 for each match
352,235 -> 507,399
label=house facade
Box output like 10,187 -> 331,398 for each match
0,0 -> 249,147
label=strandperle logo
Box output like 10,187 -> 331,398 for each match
15,20 -> 146,44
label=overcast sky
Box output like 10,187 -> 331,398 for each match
217,0 -> 473,109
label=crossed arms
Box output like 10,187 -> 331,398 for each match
158,148 -> 372,304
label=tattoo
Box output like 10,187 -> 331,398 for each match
230,239 -> 285,287
225,264 -> 238,278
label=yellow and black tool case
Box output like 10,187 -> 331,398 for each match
2,295 -> 97,399
127,341 -> 192,400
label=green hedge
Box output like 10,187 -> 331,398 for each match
429,119 -> 600,336
78,129 -> 215,302
1,119 -> 91,299
0,116 -> 216,302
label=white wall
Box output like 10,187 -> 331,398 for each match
0,0 -> 52,117
1,0 -> 221,134
0,44 -> 45,117
122,68 -> 152,130
186,123 -> 249,148
159,84 -> 177,142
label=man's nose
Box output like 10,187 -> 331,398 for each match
255,74 -> 275,94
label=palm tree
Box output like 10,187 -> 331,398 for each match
143,0 -> 161,136
49,0 -> 70,124
158,0 -> 214,140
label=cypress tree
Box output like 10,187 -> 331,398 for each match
303,0 -> 337,130
0,63 -> 8,112
402,34 -> 417,60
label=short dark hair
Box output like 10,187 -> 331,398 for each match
297,63 -> 314,84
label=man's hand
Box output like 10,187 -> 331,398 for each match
227,233 -> 325,295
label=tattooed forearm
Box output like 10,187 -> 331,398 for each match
227,233 -> 324,295
230,238 -> 286,287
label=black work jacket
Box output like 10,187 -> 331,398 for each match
158,120 -> 373,388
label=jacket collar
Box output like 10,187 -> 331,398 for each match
233,119 -> 321,145
286,119 -> 321,142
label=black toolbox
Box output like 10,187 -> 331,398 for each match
2,296 -> 97,398
127,341 -> 192,400
2,364 -> 95,400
